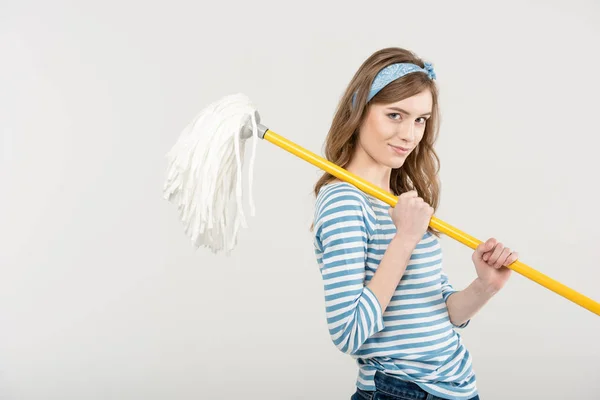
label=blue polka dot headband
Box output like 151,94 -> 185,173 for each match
352,62 -> 436,107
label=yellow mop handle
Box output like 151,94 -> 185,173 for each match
262,128 -> 600,317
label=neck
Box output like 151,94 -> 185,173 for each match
345,145 -> 392,193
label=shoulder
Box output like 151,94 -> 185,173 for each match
314,182 -> 376,237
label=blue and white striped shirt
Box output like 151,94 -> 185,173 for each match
313,182 -> 477,400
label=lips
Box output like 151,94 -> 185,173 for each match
389,144 -> 410,155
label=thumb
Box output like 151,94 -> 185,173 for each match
475,238 -> 496,258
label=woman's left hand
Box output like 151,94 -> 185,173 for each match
472,238 -> 518,293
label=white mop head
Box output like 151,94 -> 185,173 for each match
163,93 -> 260,254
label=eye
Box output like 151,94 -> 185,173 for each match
388,113 -> 401,120
416,117 -> 428,125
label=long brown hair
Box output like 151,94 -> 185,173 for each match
314,47 -> 442,235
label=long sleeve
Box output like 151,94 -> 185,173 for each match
440,269 -> 470,328
313,185 -> 384,355
440,270 -> 457,302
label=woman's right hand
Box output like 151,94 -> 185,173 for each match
388,190 -> 434,244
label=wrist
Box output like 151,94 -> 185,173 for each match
391,233 -> 420,251
472,278 -> 500,298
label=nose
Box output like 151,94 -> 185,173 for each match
397,121 -> 415,144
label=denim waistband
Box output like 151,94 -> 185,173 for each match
373,371 -> 433,400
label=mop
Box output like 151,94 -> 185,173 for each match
163,93 -> 600,317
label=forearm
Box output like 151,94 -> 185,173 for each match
367,235 -> 417,313
446,278 -> 497,326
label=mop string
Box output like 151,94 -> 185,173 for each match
164,94 -> 258,253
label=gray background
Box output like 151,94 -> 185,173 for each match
2,0 -> 599,399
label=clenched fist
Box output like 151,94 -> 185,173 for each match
388,190 -> 434,245
472,238 -> 519,293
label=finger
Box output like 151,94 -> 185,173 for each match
476,238 -> 496,257
494,247 -> 511,269
504,251 -> 519,266
402,190 -> 419,198
410,198 -> 424,208
423,205 -> 433,217
487,242 -> 505,265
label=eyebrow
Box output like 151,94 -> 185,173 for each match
387,107 -> 431,117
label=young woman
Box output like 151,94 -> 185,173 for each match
312,47 -> 519,400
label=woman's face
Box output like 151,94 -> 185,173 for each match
357,89 -> 433,169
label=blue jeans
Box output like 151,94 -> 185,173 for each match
351,371 -> 480,400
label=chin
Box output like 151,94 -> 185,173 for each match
383,154 -> 408,169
